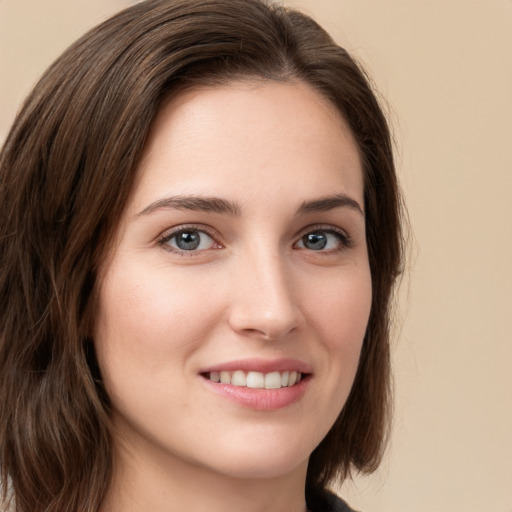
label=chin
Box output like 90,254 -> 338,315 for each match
194,431 -> 314,480
208,452 -> 309,481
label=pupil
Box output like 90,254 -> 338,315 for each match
304,232 -> 327,250
176,231 -> 200,250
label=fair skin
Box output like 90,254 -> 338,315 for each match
95,80 -> 372,512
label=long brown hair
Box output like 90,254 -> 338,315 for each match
0,1 -> 404,510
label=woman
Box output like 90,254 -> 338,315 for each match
0,1 -> 404,511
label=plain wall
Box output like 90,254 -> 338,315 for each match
1,1 -> 511,511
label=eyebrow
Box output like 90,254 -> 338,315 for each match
296,194 -> 364,216
136,192 -> 363,217
136,195 -> 241,216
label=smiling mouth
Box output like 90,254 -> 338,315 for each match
202,370 -> 306,390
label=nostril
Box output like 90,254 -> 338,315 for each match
242,327 -> 272,339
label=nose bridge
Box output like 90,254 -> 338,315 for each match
228,242 -> 300,339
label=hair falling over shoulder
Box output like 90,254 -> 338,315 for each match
0,1 -> 405,510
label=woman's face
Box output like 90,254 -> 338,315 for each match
94,80 -> 371,481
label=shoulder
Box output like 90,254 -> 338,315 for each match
307,487 -> 361,512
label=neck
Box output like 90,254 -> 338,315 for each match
100,436 -> 309,512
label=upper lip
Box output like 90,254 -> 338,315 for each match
199,358 -> 313,374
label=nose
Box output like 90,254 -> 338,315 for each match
227,250 -> 302,341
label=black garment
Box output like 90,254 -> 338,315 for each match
307,488 -> 358,512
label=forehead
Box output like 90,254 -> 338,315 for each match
128,80 -> 363,213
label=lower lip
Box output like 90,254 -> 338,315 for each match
201,377 -> 309,411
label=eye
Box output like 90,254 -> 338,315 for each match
295,229 -> 350,252
159,228 -> 218,253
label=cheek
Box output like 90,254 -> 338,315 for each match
306,266 -> 372,395
308,267 -> 372,346
93,259 -> 219,388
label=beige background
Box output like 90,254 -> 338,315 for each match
1,1 -> 511,511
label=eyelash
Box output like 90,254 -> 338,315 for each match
157,225 -> 220,256
156,224 -> 353,255
295,225 -> 353,253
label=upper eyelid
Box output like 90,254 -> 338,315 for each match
157,223 -> 219,241
294,223 -> 350,240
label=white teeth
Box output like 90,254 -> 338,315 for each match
207,370 -> 304,389
264,371 -> 282,389
246,371 -> 264,388
231,370 -> 247,387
